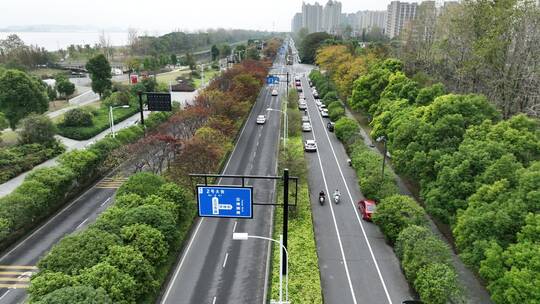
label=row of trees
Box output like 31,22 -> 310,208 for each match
340,55 -> 539,303
398,0 -> 540,118
0,34 -> 54,70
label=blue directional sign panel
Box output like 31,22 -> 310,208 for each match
197,186 -> 253,218
266,75 -> 280,85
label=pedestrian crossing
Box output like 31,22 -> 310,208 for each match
95,176 -> 129,189
0,265 -> 37,289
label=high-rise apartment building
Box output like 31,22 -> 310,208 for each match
302,2 -> 323,33
291,13 -> 303,33
322,0 -> 342,34
357,10 -> 387,32
385,1 -> 418,39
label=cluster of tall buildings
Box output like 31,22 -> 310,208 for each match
291,1 -> 459,39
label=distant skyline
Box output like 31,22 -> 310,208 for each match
0,0 -> 422,33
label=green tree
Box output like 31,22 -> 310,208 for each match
299,32 -> 333,64
246,48 -> 260,60
86,54 -> 112,97
28,271 -> 74,299
104,245 -> 157,296
37,229 -> 120,275
334,117 -> 359,144
46,85 -> 57,101
54,75 -> 75,100
414,263 -> 462,304
185,53 -> 196,71
120,224 -> 168,265
0,69 -> 48,128
219,44 -> 232,58
78,262 -> 137,304
31,286 -> 112,304
116,172 -> 166,198
62,108 -> 93,127
170,53 -> 178,66
211,45 -> 220,61
18,114 -> 57,145
372,194 -> 428,243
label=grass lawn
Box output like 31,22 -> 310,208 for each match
155,69 -> 191,84
270,94 -> 322,303
193,70 -> 220,88
47,99 -> 70,113
56,101 -> 137,140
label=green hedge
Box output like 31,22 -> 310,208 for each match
0,142 -> 65,184
334,117 -> 362,148
0,111 -> 171,249
29,172 -> 196,304
328,101 -> 345,122
57,103 -> 139,140
396,226 -> 463,304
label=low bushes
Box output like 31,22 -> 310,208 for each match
29,172 -> 196,304
0,111 -> 171,250
62,108 -> 93,127
334,117 -> 361,145
328,101 -> 345,121
57,104 -> 139,140
0,142 -> 64,184
372,194 -> 428,244
396,226 -> 463,304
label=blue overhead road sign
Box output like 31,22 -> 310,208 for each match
197,186 -> 253,218
266,75 -> 280,85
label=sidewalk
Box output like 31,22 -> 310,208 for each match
346,108 -> 493,304
47,90 -> 100,119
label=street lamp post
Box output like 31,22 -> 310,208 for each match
233,233 -> 289,304
376,136 -> 387,184
267,108 -> 287,148
109,105 -> 130,138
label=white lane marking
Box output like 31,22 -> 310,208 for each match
308,79 -> 393,304
232,221 -> 237,233
75,218 -> 88,230
0,290 -> 10,301
161,75 -> 269,304
222,253 -> 229,268
100,197 -> 111,207
306,94 -> 359,304
212,296 -> 217,304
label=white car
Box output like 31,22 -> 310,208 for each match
256,115 -> 266,124
304,139 -> 317,152
301,116 -> 310,123
299,93 -> 305,99
302,122 -> 312,132
318,105 -> 327,112
298,102 -> 307,110
321,109 -> 329,117
315,100 -> 322,107
271,89 -> 278,96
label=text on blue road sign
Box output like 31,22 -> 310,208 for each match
197,186 -> 253,218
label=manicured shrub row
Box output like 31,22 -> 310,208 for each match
0,111 -> 171,249
0,142 -> 64,184
28,172 -> 196,304
57,103 -> 140,140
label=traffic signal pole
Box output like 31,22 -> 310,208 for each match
282,168 -> 289,276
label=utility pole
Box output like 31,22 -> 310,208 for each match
282,168 -> 289,276
137,91 -> 145,127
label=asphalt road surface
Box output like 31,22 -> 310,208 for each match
158,49 -> 290,304
295,63 -> 414,304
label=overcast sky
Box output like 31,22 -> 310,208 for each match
0,0 -> 421,33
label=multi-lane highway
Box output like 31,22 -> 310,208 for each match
295,62 -> 413,303
159,47 -> 290,304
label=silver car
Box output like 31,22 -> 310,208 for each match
302,122 -> 312,132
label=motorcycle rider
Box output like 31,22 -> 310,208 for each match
333,189 -> 341,203
319,190 -> 326,204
